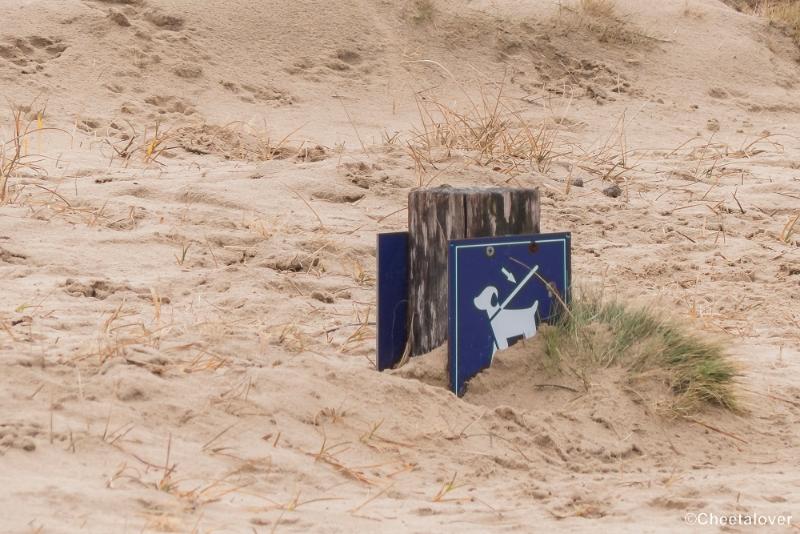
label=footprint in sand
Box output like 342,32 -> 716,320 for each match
0,421 -> 53,454
0,36 -> 67,73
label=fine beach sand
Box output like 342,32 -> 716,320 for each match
1,0 -> 799,531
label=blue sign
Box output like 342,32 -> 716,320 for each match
448,232 -> 571,395
376,232 -> 409,371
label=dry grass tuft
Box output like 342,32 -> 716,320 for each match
142,122 -> 174,164
309,437 -> 374,485
0,109 -> 25,203
431,472 -> 467,502
570,0 -> 655,44
723,0 -> 800,43
407,83 -> 563,180
541,292 -> 740,414
1,105 -> 51,203
764,1 -> 800,42
580,0 -> 616,18
104,120 -> 176,167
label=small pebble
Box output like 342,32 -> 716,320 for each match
602,184 -> 622,198
311,290 -> 334,304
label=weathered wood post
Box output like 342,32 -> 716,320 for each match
407,186 -> 540,356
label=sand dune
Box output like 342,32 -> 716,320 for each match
1,0 -> 799,532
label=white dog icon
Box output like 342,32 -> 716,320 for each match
473,286 -> 539,356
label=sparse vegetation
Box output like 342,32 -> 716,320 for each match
142,122 -> 174,164
410,0 -> 435,24
541,293 -> 739,414
570,0 -> 655,44
580,0 -> 616,18
764,1 -> 800,42
1,105 -> 48,204
407,84 -> 563,180
104,120 -> 176,166
724,0 -> 800,43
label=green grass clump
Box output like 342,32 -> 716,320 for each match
541,294 -> 739,413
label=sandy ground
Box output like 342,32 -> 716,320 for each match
1,0 -> 799,532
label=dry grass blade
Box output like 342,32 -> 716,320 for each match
202,423 -> 237,452
431,472 -> 466,502
284,184 -> 325,230
780,212 -> 799,243
339,99 -> 368,155
682,416 -> 748,444
157,433 -> 176,491
349,483 -> 395,514
318,453 -> 374,485
308,437 -> 374,485
739,386 -> 800,408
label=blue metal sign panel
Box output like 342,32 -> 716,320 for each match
448,232 -> 571,395
376,232 -> 409,371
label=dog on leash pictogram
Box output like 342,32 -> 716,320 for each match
472,264 -> 540,357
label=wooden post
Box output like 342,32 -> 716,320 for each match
407,186 -> 540,356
